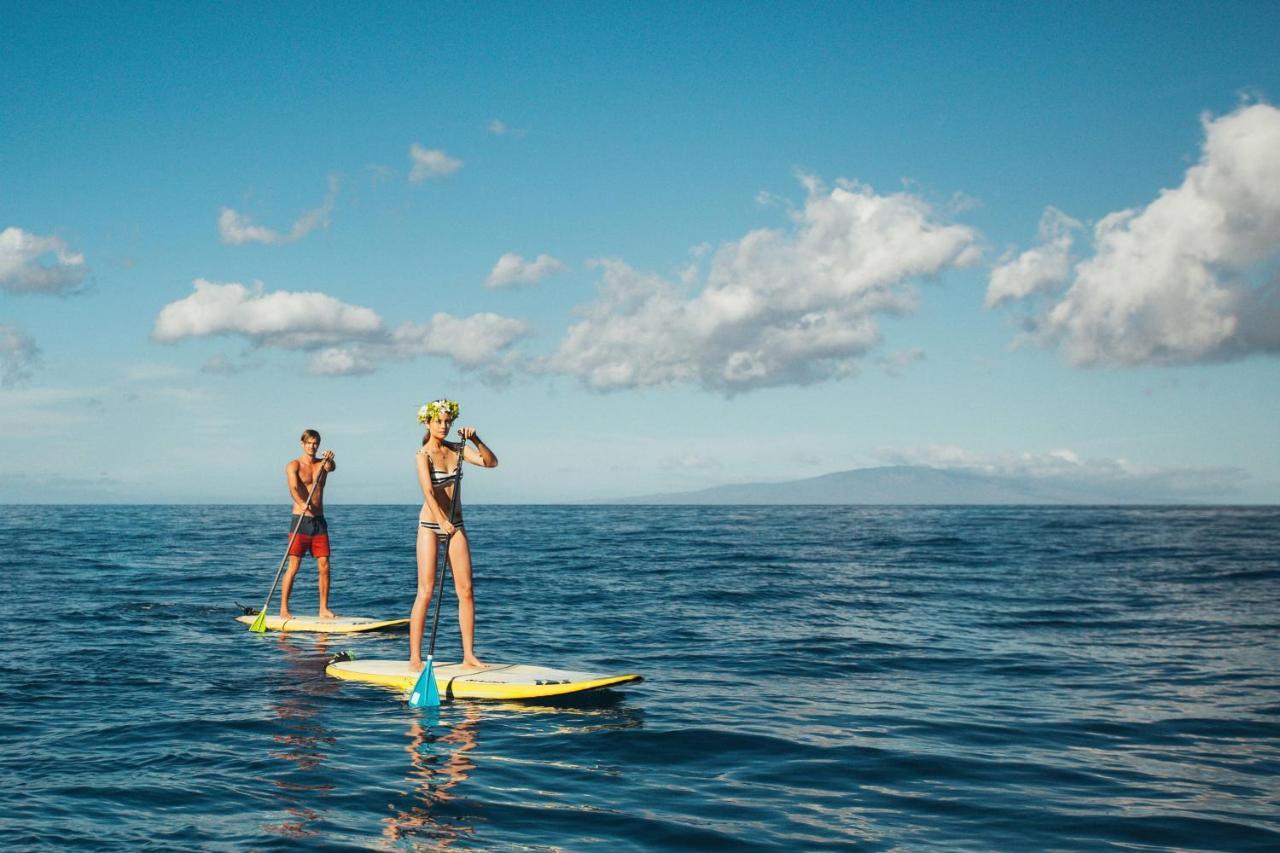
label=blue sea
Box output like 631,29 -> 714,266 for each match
2,505 -> 1278,850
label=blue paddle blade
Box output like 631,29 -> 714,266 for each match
407,658 -> 440,708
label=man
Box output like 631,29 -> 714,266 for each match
281,429 -> 337,620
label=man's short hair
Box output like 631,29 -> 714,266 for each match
300,429 -> 321,443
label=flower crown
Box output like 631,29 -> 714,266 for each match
417,399 -> 461,424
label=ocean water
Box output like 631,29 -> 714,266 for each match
2,504 -> 1278,850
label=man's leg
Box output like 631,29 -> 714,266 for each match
316,556 -> 335,618
279,555 -> 302,619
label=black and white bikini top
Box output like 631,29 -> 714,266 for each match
424,444 -> 464,486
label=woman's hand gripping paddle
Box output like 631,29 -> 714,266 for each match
249,465 -> 328,633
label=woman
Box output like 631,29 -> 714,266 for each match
410,398 -> 498,673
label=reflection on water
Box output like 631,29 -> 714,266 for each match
382,705 -> 482,847
518,693 -> 648,736
264,635 -> 339,840
381,694 -> 646,847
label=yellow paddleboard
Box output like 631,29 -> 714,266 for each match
235,614 -> 409,633
326,658 -> 643,700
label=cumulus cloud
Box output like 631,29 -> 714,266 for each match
986,208 -> 1081,308
218,176 -> 339,246
153,279 -> 383,349
0,322 -> 41,386
304,314 -> 529,378
988,102 -> 1280,365
153,279 -> 526,378
543,175 -> 980,393
409,144 -> 463,182
308,347 -> 377,376
390,313 -> 530,367
0,227 -> 88,295
485,252 -> 568,289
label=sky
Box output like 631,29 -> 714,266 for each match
2,1 -> 1278,504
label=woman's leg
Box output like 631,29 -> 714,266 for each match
448,531 -> 484,668
409,526 -> 440,672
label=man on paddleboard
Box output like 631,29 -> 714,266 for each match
281,429 -> 337,620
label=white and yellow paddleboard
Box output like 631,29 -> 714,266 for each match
326,658 -> 643,700
235,614 -> 410,633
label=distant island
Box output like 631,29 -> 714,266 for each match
604,465 -> 1237,505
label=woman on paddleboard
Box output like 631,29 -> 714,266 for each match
410,398 -> 498,674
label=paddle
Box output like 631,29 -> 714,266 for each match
407,535 -> 451,707
408,439 -> 464,708
249,462 -> 328,633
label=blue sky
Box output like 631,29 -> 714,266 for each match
2,1 -> 1278,503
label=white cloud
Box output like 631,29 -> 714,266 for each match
0,227 -> 88,294
409,144 -> 463,183
878,347 -> 925,377
988,102 -> 1280,365
152,280 -> 527,379
390,312 -> 531,368
485,252 -> 568,289
879,444 -> 1100,477
986,208 -> 1080,308
543,175 -> 979,393
152,279 -> 384,349
299,313 -> 528,378
0,322 -> 41,386
488,119 -> 508,135
308,347 -> 377,376
218,176 -> 339,246
876,443 -> 1244,499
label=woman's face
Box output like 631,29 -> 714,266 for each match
429,416 -> 453,438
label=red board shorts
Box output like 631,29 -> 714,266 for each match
288,514 -> 330,558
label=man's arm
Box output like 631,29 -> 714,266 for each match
285,459 -> 309,507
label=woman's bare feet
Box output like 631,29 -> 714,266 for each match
460,656 -> 487,671
319,608 -> 336,619
409,658 -> 425,674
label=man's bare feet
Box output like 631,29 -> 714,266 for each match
279,609 -> 292,620
459,656 -> 487,671
408,658 -> 425,674
319,608 -> 336,619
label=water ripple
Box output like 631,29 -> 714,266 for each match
2,505 -> 1278,849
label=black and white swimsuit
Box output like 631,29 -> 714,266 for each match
419,445 -> 464,533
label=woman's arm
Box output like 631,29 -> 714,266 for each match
457,428 -> 498,468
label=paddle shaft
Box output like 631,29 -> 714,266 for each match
258,462 -> 329,617
426,532 -> 451,658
